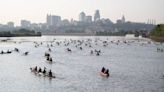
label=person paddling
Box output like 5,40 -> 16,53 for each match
100,67 -> 110,77
1,50 -> 4,54
105,69 -> 109,77
48,70 -> 52,77
101,67 -> 105,73
90,50 -> 93,54
34,66 -> 37,72
43,67 -> 46,74
38,67 -> 42,73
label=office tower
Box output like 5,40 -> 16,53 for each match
94,10 -> 100,21
47,14 -> 52,26
7,22 -> 14,28
79,12 -> 86,22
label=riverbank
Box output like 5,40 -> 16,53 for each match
0,29 -> 41,37
42,33 -> 96,36
149,24 -> 164,42
150,36 -> 164,42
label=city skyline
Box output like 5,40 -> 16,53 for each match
0,10 -> 157,27
0,0 -> 164,26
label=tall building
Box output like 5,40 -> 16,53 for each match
121,15 -> 125,23
47,14 -> 52,26
46,14 -> 61,26
7,22 -> 14,28
94,10 -> 100,21
79,12 -> 86,22
21,20 -> 31,28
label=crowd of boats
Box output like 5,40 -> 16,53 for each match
31,38 -> 163,78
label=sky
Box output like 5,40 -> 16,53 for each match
0,0 -> 164,26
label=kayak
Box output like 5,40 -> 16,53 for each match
100,72 -> 109,77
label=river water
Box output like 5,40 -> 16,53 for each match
0,36 -> 164,92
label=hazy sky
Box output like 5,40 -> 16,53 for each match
0,0 -> 164,26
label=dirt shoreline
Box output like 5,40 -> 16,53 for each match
150,36 -> 164,42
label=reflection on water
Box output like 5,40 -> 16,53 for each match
0,36 -> 164,92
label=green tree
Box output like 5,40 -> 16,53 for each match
150,24 -> 164,37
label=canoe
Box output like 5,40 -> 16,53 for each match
100,72 -> 109,77
30,68 -> 55,78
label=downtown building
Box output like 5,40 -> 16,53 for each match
46,14 -> 61,31
94,10 -> 100,22
79,12 -> 92,23
47,14 -> 61,26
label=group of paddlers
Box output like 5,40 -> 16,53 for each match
0,48 -> 29,56
30,66 -> 54,78
0,50 -> 12,54
0,48 -> 19,54
90,49 -> 101,56
100,67 -> 110,77
45,52 -> 53,62
157,48 -> 164,52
